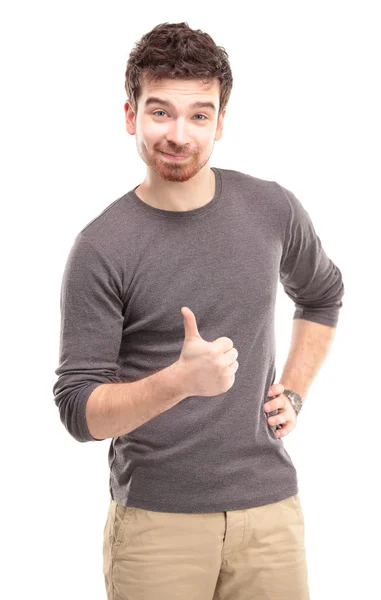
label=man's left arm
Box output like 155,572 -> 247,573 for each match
279,317 -> 337,400
264,185 -> 345,437
265,319 -> 337,437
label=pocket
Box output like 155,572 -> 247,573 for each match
109,500 -> 136,559
277,494 -> 304,527
114,503 -> 135,544
294,494 -> 304,525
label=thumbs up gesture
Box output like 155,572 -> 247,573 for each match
176,306 -> 239,397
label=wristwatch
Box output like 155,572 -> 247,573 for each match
267,388 -> 303,432
283,389 -> 303,416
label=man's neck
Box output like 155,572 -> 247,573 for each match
134,168 -> 216,212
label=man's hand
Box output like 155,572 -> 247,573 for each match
264,383 -> 297,438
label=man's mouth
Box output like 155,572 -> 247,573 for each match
160,151 -> 189,160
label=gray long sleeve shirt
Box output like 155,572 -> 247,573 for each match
53,166 -> 344,513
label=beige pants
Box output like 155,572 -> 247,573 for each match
103,493 -> 310,599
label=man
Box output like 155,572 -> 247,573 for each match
53,21 -> 344,600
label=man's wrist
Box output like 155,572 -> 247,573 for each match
171,359 -> 192,398
283,388 -> 303,416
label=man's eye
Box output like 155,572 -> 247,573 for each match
152,111 -> 207,120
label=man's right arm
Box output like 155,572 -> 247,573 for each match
86,360 -> 189,440
53,234 -> 192,443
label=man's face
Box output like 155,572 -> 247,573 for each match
125,77 -> 225,183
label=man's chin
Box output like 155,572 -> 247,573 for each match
155,169 -> 192,183
152,158 -> 196,181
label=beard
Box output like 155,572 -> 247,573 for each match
135,139 -> 214,183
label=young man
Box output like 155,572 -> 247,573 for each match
53,21 -> 344,600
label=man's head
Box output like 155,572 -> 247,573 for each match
123,22 -> 233,183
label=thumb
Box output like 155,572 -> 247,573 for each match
181,306 -> 202,340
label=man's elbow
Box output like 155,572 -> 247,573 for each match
55,388 -> 103,443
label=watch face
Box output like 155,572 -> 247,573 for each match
285,390 -> 302,413
285,390 -> 301,401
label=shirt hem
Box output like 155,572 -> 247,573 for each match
113,485 -> 299,514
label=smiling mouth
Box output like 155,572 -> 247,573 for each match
160,151 -> 188,159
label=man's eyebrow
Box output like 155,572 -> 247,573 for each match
144,96 -> 216,113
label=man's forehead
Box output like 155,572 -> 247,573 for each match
142,76 -> 219,96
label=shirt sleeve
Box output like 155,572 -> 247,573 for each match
278,185 -> 345,327
52,234 -> 124,442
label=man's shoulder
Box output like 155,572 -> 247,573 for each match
218,166 -> 275,187
68,191 -> 138,269
218,166 -> 291,210
79,193 -> 131,239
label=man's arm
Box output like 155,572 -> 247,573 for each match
276,184 -> 344,399
86,361 -> 188,440
278,184 -> 345,330
278,318 -> 337,399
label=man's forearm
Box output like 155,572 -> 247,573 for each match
279,318 -> 337,400
86,361 -> 189,440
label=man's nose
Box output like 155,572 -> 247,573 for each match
165,118 -> 191,149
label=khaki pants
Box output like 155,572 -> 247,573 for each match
103,493 -> 310,599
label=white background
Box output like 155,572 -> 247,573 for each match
1,1 -> 379,598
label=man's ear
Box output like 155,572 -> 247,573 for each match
124,100 -> 137,135
215,109 -> 226,141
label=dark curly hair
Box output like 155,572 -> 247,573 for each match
125,22 -> 233,118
